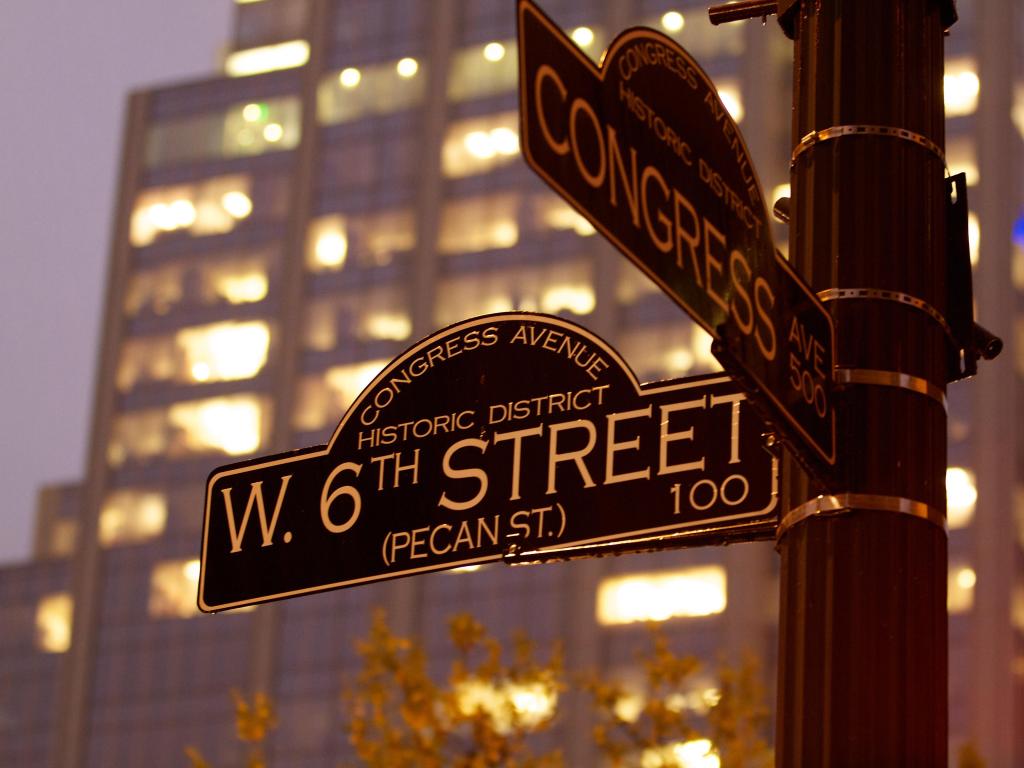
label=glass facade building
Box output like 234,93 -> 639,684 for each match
0,0 -> 1022,765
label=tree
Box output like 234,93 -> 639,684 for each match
185,614 -> 773,767
582,626 -> 771,768
186,690 -> 277,768
346,610 -> 564,768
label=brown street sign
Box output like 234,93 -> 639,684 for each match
518,0 -> 835,468
199,313 -> 778,612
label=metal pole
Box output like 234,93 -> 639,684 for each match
775,1 -> 951,765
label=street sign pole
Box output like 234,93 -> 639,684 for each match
772,1 -> 953,763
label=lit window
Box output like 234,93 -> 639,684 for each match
108,394 -> 270,466
36,593 -> 73,653
1014,83 -> 1024,143
596,566 -> 727,625
130,175 -> 254,247
946,467 -> 977,529
448,39 -> 518,102
642,739 -> 720,768
616,324 -> 719,381
483,42 -> 506,62
225,40 -> 310,77
968,211 -> 980,265
532,193 -> 596,236
571,26 -> 595,48
442,111 -> 520,178
770,183 -> 791,210
715,80 -> 744,122
434,260 -> 593,328
661,11 -> 685,33
396,57 -> 419,78
293,361 -> 388,432
168,395 -> 266,456
944,58 -> 979,117
46,519 -> 77,558
948,563 -> 975,613
149,559 -> 201,618
318,58 -> 426,124
946,137 -> 979,186
99,490 -> 167,546
202,258 -> 270,306
339,67 -> 361,88
176,321 -> 271,383
438,193 -> 520,254
303,288 -> 411,352
306,210 -> 415,271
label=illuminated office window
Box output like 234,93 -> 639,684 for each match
292,360 -> 388,432
437,193 -> 520,254
200,257 -> 270,305
125,257 -> 269,318
177,321 -> 271,384
225,39 -> 310,77
145,97 -> 300,167
222,98 -> 301,156
130,175 -> 254,247
948,562 -> 976,614
434,260 -> 593,328
448,39 -> 518,102
99,490 -> 168,547
946,466 -> 977,530
124,263 -> 185,316
968,211 -> 980,265
597,566 -> 727,625
714,79 -> 744,123
617,324 -> 719,381
108,395 -> 270,466
149,559 -> 201,619
944,58 -> 979,117
617,262 -> 663,306
45,519 -> 77,558
946,137 -> 979,186
116,321 -> 270,390
530,192 -> 596,237
168,395 -> 267,457
306,210 -> 415,271
643,7 -> 743,58
318,58 -> 426,124
442,111 -> 520,178
1014,83 -> 1024,142
304,289 -> 411,352
35,593 -> 73,653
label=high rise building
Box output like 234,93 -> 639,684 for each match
0,1 -> 1021,765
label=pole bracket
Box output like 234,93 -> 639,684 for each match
777,493 -> 946,541
817,287 -> 954,343
834,368 -> 947,411
792,124 -> 945,167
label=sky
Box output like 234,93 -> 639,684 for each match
0,1 -> 233,564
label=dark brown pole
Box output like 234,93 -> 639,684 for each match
775,1 -> 951,765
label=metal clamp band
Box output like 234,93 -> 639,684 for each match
835,368 -> 947,410
817,288 -> 954,342
792,124 -> 945,165
777,493 -> 946,540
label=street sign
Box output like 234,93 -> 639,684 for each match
518,0 -> 836,467
199,313 -> 777,612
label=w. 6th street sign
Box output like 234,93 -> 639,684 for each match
199,314 -> 777,612
518,0 -> 835,468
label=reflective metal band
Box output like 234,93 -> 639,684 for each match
817,288 -> 954,341
777,493 -> 946,541
835,368 -> 947,411
792,124 -> 945,165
